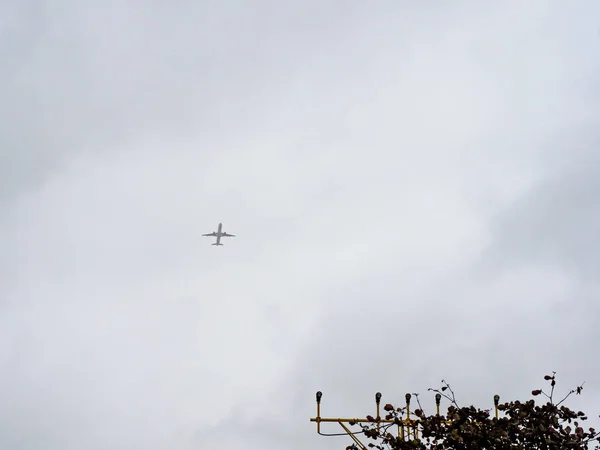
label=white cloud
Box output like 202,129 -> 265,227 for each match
2,1 -> 600,449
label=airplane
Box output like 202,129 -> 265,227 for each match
202,222 -> 235,246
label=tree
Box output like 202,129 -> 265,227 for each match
350,373 -> 599,450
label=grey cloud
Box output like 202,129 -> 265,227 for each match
259,263 -> 600,450
3,1 -> 600,449
1,0 -> 367,208
483,151 -> 600,284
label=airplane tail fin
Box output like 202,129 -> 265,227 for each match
212,243 -> 223,246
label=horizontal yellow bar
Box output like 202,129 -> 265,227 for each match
310,418 -> 409,424
311,417 -> 475,426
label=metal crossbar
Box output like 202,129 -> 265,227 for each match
310,391 -> 500,450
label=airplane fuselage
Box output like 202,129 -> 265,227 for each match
214,223 -> 223,245
203,222 -> 235,246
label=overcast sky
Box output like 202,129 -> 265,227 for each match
2,1 -> 600,449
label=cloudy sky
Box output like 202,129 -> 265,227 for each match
2,1 -> 600,449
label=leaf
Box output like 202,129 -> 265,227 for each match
339,373 -> 594,450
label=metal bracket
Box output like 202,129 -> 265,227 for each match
310,391 -> 500,447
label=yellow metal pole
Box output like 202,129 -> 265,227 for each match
494,395 -> 499,420
316,391 -> 322,434
310,417 -> 397,424
375,392 -> 381,432
405,394 -> 412,439
311,391 -> 466,446
338,421 -> 367,450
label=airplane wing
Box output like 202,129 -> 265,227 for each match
221,233 -> 235,237
202,232 -> 217,236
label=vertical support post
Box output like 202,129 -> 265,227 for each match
316,391 -> 322,433
375,392 -> 382,432
405,394 -> 412,439
494,395 -> 500,420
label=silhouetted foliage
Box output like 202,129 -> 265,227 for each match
348,373 -> 598,450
